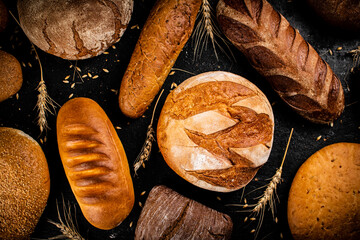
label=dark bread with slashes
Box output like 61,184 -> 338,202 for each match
216,0 -> 345,124
57,97 -> 134,230
135,185 -> 233,240
118,0 -> 202,118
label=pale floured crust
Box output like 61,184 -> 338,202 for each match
157,71 -> 274,192
57,97 -> 134,230
0,127 -> 50,240
17,0 -> 133,60
288,143 -> 360,240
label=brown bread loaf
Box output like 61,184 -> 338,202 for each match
119,0 -> 202,118
157,71 -> 274,192
217,0 -> 345,124
135,185 -> 233,240
17,0 -> 133,60
57,97 -> 134,230
0,127 -> 50,240
0,50 -> 23,102
0,0 -> 8,32
288,143 -> 360,240
307,0 -> 360,31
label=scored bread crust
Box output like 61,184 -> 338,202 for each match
0,127 -> 50,240
118,0 -> 202,118
17,0 -> 133,60
157,71 -> 274,192
288,143 -> 360,240
216,0 -> 345,124
57,97 -> 134,230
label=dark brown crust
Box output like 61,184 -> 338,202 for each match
57,97 -> 134,230
135,185 -> 233,240
0,50 -> 23,102
217,0 -> 345,124
118,0 -> 202,118
0,0 -> 8,32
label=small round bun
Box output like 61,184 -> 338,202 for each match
17,0 -> 134,60
288,143 -> 360,240
0,50 -> 23,102
306,0 -> 360,31
157,71 -> 274,192
0,127 -> 50,240
0,0 -> 8,32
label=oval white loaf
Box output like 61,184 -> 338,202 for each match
157,71 -> 274,192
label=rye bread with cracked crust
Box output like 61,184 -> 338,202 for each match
17,0 -> 133,60
118,0 -> 202,119
0,50 -> 23,102
0,127 -> 50,240
288,143 -> 360,240
135,185 -> 233,240
57,97 -> 134,230
217,0 -> 345,124
157,71 -> 274,192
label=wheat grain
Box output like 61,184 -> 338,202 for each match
133,89 -> 164,174
192,0 -> 234,61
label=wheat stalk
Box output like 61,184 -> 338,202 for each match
133,89 -> 165,174
192,0 -> 234,61
349,46 -> 360,73
9,11 -> 58,134
48,199 -> 85,240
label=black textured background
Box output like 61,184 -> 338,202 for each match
0,0 -> 359,239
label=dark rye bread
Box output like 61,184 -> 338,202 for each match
0,0 -> 8,32
17,0 -> 133,60
0,127 -> 50,240
157,72 -> 274,192
217,0 -> 345,124
0,50 -> 23,102
135,185 -> 233,240
57,98 -> 134,230
119,0 -> 202,118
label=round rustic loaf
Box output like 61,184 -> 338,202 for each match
0,0 -> 8,32
288,142 -> 360,240
0,127 -> 50,240
306,0 -> 360,31
157,71 -> 274,192
0,50 -> 23,102
17,0 -> 133,60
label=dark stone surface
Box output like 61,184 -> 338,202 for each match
0,0 -> 359,239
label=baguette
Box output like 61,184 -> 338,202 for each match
119,0 -> 202,118
57,97 -> 134,230
216,0 -> 345,124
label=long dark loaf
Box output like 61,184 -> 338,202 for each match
217,0 -> 344,124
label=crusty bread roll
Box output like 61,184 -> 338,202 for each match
0,50 -> 23,102
135,185 -> 233,240
0,127 -> 50,240
17,0 -> 133,60
118,0 -> 202,118
57,97 -> 134,230
217,0 -> 345,124
157,71 -> 274,192
288,143 -> 360,240
307,0 -> 360,31
0,0 -> 8,32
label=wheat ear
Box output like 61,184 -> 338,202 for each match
133,89 -> 164,174
192,0 -> 234,61
9,11 -> 58,134
349,46 -> 360,73
48,199 -> 84,240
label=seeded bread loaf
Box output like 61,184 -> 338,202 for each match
288,143 -> 360,240
217,0 -> 345,124
157,71 -> 274,192
135,185 -> 233,240
17,0 -> 133,60
57,97 -> 134,230
0,127 -> 50,240
118,0 -> 202,118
